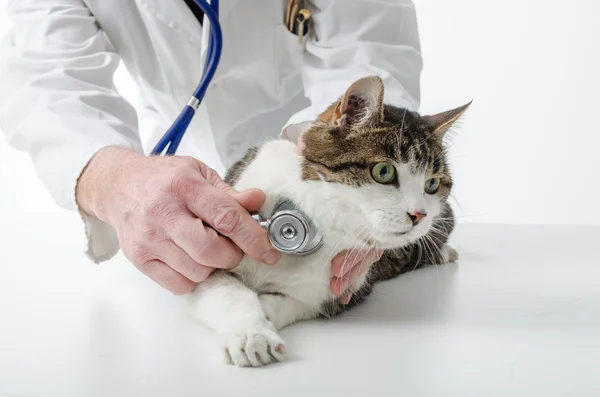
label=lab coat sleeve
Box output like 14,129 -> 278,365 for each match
281,0 -> 423,142
0,0 -> 143,262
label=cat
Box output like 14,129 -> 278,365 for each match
186,76 -> 470,367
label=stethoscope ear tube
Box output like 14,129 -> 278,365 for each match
151,0 -> 223,156
149,3 -> 322,255
152,105 -> 195,155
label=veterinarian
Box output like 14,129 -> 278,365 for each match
0,1 -> 423,297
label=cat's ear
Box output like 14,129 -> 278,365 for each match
317,76 -> 385,130
422,101 -> 472,138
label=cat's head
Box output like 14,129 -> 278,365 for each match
301,76 -> 470,249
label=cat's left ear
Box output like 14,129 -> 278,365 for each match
423,101 -> 472,138
318,76 -> 385,130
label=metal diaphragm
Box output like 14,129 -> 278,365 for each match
252,199 -> 323,256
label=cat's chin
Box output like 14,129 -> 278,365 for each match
375,235 -> 411,250
375,229 -> 428,250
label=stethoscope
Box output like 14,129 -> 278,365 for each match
254,199 -> 323,256
149,0 -> 323,255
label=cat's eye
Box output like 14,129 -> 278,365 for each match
424,178 -> 441,194
371,162 -> 396,184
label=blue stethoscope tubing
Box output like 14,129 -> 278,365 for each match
151,0 -> 222,156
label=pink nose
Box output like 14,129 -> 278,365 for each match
407,211 -> 427,226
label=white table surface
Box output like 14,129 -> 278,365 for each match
1,209 -> 599,397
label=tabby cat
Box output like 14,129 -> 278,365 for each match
187,76 -> 470,367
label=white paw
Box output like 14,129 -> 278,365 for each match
222,324 -> 287,367
444,246 -> 459,262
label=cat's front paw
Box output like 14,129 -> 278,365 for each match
444,246 -> 459,262
222,324 -> 287,367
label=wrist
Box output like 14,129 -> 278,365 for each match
76,146 -> 143,222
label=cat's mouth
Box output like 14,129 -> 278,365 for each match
364,228 -> 421,249
385,229 -> 411,237
375,229 -> 420,249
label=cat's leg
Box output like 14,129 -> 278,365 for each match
428,202 -> 458,263
187,271 -> 286,367
258,293 -> 318,330
408,242 -> 458,265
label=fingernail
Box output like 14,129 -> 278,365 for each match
262,249 -> 282,265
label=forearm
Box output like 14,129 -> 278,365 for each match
0,0 -> 143,211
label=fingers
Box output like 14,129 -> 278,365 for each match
169,215 -> 243,270
332,249 -> 370,278
194,161 -> 266,212
158,238 -> 216,282
184,183 -> 281,265
330,248 -> 383,297
232,188 -> 266,213
137,259 -> 196,295
200,162 -> 266,211
330,262 -> 366,297
201,164 -> 240,196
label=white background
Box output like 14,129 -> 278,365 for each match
1,3 -> 600,396
1,0 -> 599,226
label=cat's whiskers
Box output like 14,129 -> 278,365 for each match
367,220 -> 389,270
320,224 -> 373,310
317,224 -> 377,317
419,233 -> 433,264
422,233 -> 440,278
420,235 -> 433,264
429,221 -> 461,258
412,238 -> 425,272
339,224 -> 376,278
429,231 -> 452,275
434,216 -> 453,227
336,226 -> 368,276
334,223 -> 378,302
428,223 -> 450,239
345,223 -> 380,305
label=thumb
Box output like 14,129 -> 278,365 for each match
203,164 -> 266,212
213,178 -> 266,212
232,188 -> 266,212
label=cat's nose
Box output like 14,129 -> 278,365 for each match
407,211 -> 427,226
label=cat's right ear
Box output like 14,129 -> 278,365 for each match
317,76 -> 385,132
423,101 -> 472,138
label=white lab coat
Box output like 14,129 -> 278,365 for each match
0,0 -> 422,262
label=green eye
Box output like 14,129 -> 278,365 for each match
425,178 -> 441,194
371,162 -> 396,184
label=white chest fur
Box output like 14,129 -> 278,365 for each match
230,139 -> 368,308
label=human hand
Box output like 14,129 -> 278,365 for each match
330,248 -> 384,303
76,146 -> 281,294
296,131 -> 383,303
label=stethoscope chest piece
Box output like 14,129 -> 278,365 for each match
253,199 -> 323,256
